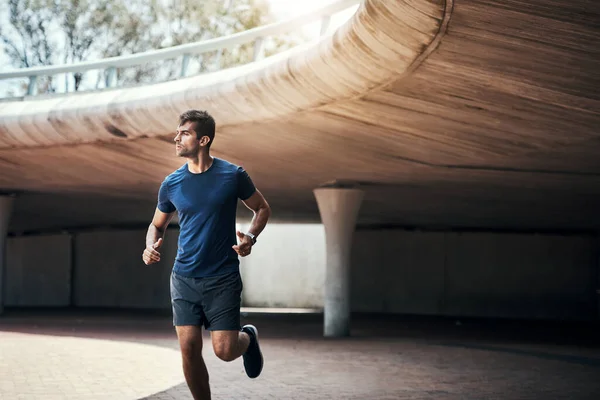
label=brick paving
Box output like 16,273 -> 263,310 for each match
1,310 -> 599,399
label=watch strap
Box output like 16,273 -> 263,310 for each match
246,232 -> 257,244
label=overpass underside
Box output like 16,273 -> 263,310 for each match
1,0 -> 599,233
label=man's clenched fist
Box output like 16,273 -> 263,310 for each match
143,238 -> 163,265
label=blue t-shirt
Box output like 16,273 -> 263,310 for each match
157,158 -> 256,278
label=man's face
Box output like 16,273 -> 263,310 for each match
174,121 -> 200,157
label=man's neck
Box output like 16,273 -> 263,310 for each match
187,152 -> 214,174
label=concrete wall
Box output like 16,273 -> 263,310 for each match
351,230 -> 598,320
351,231 -> 446,314
5,234 -> 71,306
3,224 -> 325,310
597,236 -> 600,319
4,225 -> 598,320
239,224 -> 325,308
73,229 -> 177,309
443,232 -> 595,319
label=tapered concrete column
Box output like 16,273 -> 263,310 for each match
314,187 -> 364,337
0,195 -> 15,315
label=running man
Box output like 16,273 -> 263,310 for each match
142,109 -> 271,399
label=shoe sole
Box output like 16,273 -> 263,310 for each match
244,324 -> 264,378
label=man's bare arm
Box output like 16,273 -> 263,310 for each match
146,208 -> 174,246
232,190 -> 271,257
143,208 -> 175,265
242,189 -> 271,238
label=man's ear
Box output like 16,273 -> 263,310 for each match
199,135 -> 211,147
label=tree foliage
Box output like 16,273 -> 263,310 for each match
0,0 -> 298,94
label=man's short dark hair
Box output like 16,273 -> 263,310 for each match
179,110 -> 216,148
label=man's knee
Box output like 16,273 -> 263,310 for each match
213,341 -> 237,362
177,326 -> 204,360
180,339 -> 203,358
211,331 -> 241,362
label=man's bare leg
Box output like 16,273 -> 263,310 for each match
211,326 -> 264,378
176,326 -> 211,400
210,330 -> 250,361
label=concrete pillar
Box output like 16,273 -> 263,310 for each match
0,194 -> 15,314
314,187 -> 364,337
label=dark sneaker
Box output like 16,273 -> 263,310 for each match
242,324 -> 263,378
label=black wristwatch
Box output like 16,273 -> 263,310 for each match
246,232 -> 257,245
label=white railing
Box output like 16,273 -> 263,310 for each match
0,0 -> 361,98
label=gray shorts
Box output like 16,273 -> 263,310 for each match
170,270 -> 243,331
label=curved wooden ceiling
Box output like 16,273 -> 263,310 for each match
2,0 -> 600,232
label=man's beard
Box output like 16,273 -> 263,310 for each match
177,147 -> 197,157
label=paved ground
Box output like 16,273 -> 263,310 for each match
1,310 -> 599,399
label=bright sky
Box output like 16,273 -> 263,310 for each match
268,0 -> 339,18
267,0 -> 357,40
